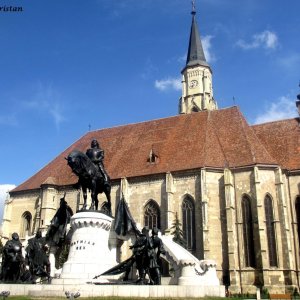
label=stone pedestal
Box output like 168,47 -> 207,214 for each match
59,211 -> 117,283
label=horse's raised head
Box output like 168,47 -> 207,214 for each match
66,150 -> 84,176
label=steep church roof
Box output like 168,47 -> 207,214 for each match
252,118 -> 300,171
184,10 -> 209,71
10,5 -> 300,194
12,106 -> 299,193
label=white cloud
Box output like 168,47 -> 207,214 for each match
237,30 -> 278,50
154,78 -> 181,92
0,184 -> 16,222
23,83 -> 66,129
253,96 -> 298,124
202,35 -> 215,63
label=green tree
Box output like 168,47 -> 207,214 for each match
170,212 -> 186,248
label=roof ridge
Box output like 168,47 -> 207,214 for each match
14,106 -> 287,193
237,109 -> 258,164
208,110 -> 229,167
88,114 -> 187,134
236,109 -> 276,165
89,106 -> 240,135
252,117 -> 299,127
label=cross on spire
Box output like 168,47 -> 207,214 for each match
191,0 -> 196,15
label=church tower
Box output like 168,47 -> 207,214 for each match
179,3 -> 217,114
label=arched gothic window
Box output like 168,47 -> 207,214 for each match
182,196 -> 196,251
295,196 -> 300,249
20,211 -> 32,238
144,200 -> 160,230
242,196 -> 255,268
264,195 -> 278,267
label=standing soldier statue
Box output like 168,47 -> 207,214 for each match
26,230 -> 51,283
1,232 -> 24,282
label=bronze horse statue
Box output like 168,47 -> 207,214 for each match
66,150 -> 112,215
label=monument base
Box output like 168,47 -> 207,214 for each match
57,211 -> 118,283
1,283 -> 226,298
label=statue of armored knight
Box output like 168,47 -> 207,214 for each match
86,139 -> 110,186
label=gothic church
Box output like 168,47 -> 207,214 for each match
2,6 -> 300,294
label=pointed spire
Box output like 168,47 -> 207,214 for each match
185,1 -> 209,69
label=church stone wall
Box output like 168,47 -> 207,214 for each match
2,187 -> 81,242
126,176 -> 165,229
172,172 -> 201,257
289,174 -> 300,203
2,168 -> 300,294
287,173 -> 300,292
199,170 -> 225,282
2,191 -> 39,241
220,167 -> 299,293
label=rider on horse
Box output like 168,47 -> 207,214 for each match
86,139 -> 110,187
66,139 -> 112,214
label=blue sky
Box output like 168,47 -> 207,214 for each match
0,0 -> 299,211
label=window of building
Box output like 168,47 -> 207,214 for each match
144,200 -> 160,229
295,196 -> 300,249
20,211 -> 32,238
147,148 -> 159,164
182,195 -> 196,251
264,195 -> 278,267
191,106 -> 200,113
242,196 -> 255,268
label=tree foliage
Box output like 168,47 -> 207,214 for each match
170,212 -> 186,248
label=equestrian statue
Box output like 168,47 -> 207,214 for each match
66,139 -> 112,215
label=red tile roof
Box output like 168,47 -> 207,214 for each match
252,118 -> 300,171
12,107 -> 300,193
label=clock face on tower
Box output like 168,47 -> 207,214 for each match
189,79 -> 198,89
